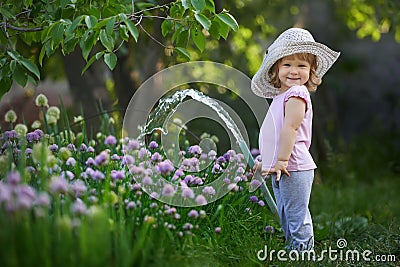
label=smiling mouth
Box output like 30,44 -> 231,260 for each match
287,77 -> 300,81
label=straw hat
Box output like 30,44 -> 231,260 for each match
251,28 -> 340,98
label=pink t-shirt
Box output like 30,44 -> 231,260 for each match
258,85 -> 317,171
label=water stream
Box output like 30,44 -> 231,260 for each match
140,89 -> 278,218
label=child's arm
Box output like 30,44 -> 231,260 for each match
263,97 -> 306,181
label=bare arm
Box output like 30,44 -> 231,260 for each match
262,97 -> 306,181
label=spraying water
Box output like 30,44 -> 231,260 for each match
140,89 -> 278,218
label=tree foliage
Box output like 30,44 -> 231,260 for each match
0,0 -> 238,100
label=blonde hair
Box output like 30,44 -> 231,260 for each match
268,53 -> 321,92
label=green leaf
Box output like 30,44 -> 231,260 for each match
50,22 -> 65,49
100,29 -> 114,52
14,64 -> 28,88
176,29 -> 189,47
82,51 -> 105,74
216,13 -> 239,32
174,47 -> 190,61
104,52 -> 117,70
63,37 -> 79,55
208,20 -> 220,40
85,15 -> 98,29
0,77 -> 12,100
80,30 -> 98,61
214,17 -> 229,40
205,0 -> 215,13
67,15 -> 84,35
169,4 -> 184,19
20,58 -> 40,79
191,0 -> 206,11
39,45 -> 46,66
181,0 -> 191,10
119,25 -> 129,42
161,19 -> 174,37
123,18 -> 139,42
0,6 -> 16,19
192,27 -> 205,52
106,17 -> 116,35
195,13 -> 211,31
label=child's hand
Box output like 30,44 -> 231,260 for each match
252,162 -> 262,174
267,160 -> 290,182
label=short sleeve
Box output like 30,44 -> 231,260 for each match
284,85 -> 310,111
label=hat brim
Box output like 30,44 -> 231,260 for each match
251,41 -> 340,98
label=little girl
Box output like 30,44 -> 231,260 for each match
251,28 -> 340,251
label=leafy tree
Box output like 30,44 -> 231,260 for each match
0,0 -> 238,100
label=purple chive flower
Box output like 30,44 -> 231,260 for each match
25,147 -> 32,156
223,152 -> 231,162
195,195 -> 207,205
188,210 -> 199,219
26,132 -> 39,143
208,150 -> 217,160
67,144 -> 76,151
199,210 -> 206,219
250,179 -> 262,189
110,170 -> 125,180
148,141 -> 158,150
250,195 -> 258,202
156,160 -> 174,175
66,157 -> 76,167
49,176 -> 69,195
215,227 -> 221,234
184,175 -> 194,184
71,199 -> 88,216
35,192 -> 51,207
202,186 -> 216,196
142,176 -> 153,186
126,201 -> 136,209
265,225 -> 275,234
104,135 -> 117,145
127,140 -> 140,150
122,155 -> 134,165
223,178 -> 230,184
49,144 -> 58,152
85,157 -> 95,166
80,143 -> 88,152
94,151 -> 109,166
183,223 -> 193,230
151,152 -> 162,163
93,170 -> 105,180
188,145 -> 202,155
111,154 -> 120,161
34,129 -> 44,139
258,200 -> 265,207
7,171 -> 21,185
5,130 -> 18,139
182,187 -> 194,199
86,146 -> 95,153
165,207 -> 177,214
216,156 -> 226,164
251,148 -> 260,157
162,184 -> 175,197
61,170 -> 75,180
227,184 -> 238,191
138,148 -> 150,159
212,163 -> 222,174
70,180 -> 87,197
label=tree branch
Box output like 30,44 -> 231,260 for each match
0,22 -> 42,32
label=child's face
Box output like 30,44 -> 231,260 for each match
277,55 -> 311,91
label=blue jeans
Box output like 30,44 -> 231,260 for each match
271,170 -> 314,251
